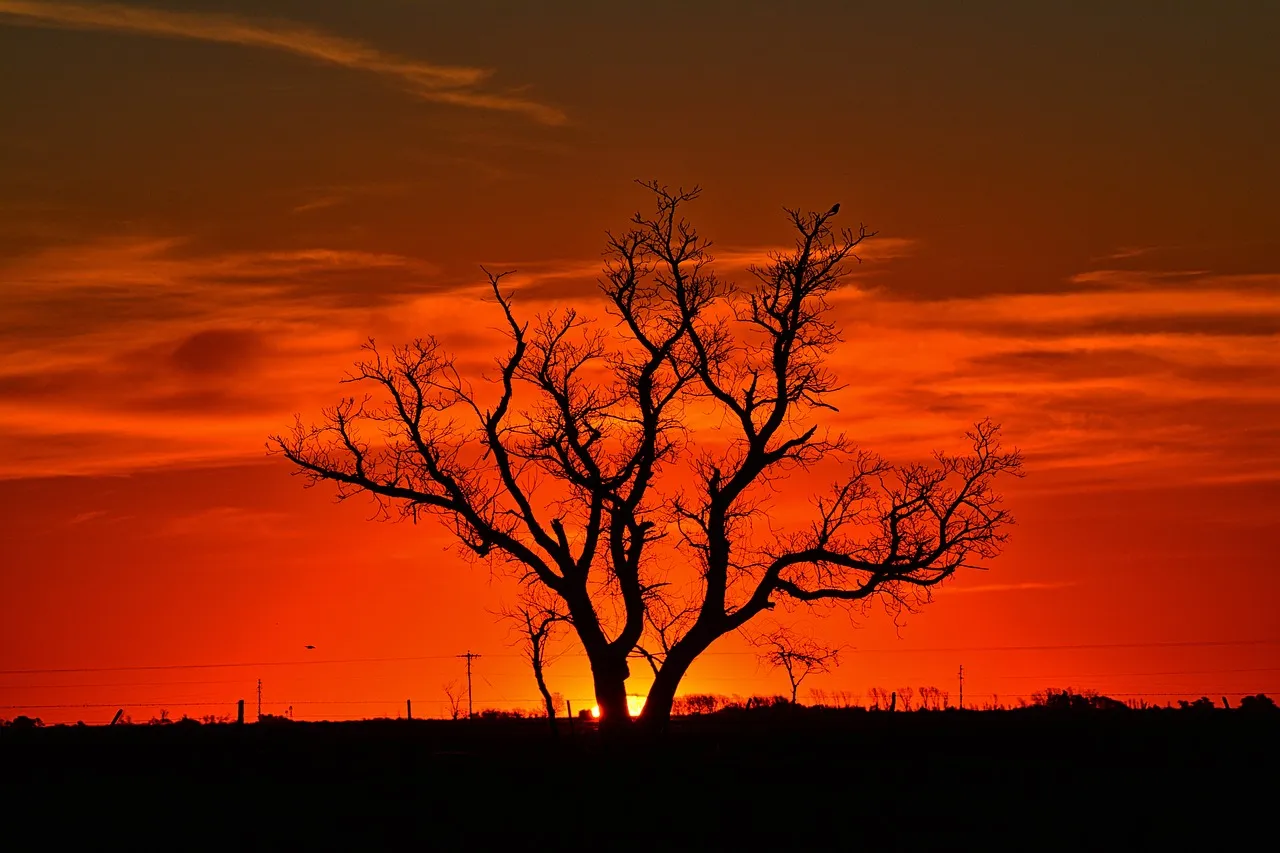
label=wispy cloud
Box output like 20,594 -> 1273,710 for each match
944,581 -> 1078,595
68,509 -> 108,525
151,505 -> 298,539
0,0 -> 566,124
2,235 -> 1277,495
821,267 -> 1280,491
0,236 -> 483,478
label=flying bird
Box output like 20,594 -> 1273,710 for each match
304,645 -> 316,650
827,202 -> 840,216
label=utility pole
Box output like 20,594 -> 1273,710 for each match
257,678 -> 263,722
457,651 -> 481,719
958,665 -> 964,710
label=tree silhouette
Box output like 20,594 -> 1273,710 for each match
442,681 -> 465,721
270,181 -> 1023,732
752,628 -> 843,704
499,585 -> 570,735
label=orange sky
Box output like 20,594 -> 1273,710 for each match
2,1 -> 1278,723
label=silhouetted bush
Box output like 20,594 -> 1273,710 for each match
1177,697 -> 1217,712
1031,688 -> 1127,712
1239,694 -> 1277,712
4,716 -> 44,729
478,709 -> 527,720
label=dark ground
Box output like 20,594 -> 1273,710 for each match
2,708 -> 1274,849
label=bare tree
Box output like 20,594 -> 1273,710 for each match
499,585 -> 571,735
897,686 -> 915,711
442,680 -> 465,720
834,690 -> 860,709
270,182 -> 1023,732
752,628 -> 843,704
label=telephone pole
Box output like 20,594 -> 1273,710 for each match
958,664 -> 965,710
257,678 -> 263,721
457,651 -> 481,719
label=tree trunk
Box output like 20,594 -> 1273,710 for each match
590,656 -> 632,734
637,638 -> 707,733
532,659 -> 558,738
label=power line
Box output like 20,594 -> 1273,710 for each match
4,638 -> 1277,676
6,665 -> 1279,692
0,653 -> 486,676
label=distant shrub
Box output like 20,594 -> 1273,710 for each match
1031,688 -> 1127,711
478,708 -> 527,720
6,716 -> 44,729
258,713 -> 292,725
1177,697 -> 1217,712
1239,694 -> 1277,712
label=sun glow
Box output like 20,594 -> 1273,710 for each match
590,695 -> 647,719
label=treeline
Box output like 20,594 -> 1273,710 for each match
3,690 -> 1274,729
669,688 -> 1279,715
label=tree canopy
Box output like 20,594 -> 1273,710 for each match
270,182 -> 1023,731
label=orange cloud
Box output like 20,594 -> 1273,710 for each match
2,234 -> 1276,506
0,0 -> 566,124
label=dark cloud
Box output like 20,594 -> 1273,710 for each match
170,328 -> 267,376
0,328 -> 297,421
972,313 -> 1280,340
122,388 -> 283,417
962,347 -> 1280,388
0,368 -> 95,401
965,348 -> 1171,380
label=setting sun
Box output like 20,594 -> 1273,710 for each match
590,696 -> 648,719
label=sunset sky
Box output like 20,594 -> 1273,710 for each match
2,1 -> 1278,723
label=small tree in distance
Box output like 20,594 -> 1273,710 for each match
442,681 -> 465,720
499,584 -> 570,734
752,628 -> 844,704
270,181 -> 1023,733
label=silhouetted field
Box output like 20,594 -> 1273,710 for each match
3,709 -> 1274,847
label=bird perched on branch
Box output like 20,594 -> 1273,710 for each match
827,202 -> 840,216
